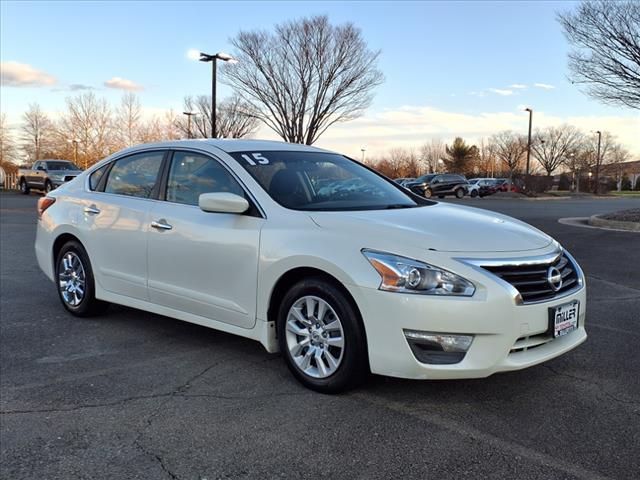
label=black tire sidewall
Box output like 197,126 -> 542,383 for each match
456,188 -> 464,198
20,180 -> 29,194
55,241 -> 102,317
277,278 -> 368,393
470,189 -> 478,198
424,188 -> 433,198
45,181 -> 52,193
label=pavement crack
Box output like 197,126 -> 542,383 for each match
544,365 -> 640,411
133,438 -> 181,480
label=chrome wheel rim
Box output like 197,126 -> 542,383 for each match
58,252 -> 86,307
285,295 -> 345,379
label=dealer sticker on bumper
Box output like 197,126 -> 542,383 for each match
549,300 -> 579,338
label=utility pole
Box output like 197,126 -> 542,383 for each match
183,112 -> 198,139
594,130 -> 602,195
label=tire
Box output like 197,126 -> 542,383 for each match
424,188 -> 433,198
44,180 -> 53,193
455,188 -> 465,199
470,189 -> 478,198
438,195 -> 445,199
55,240 -> 109,317
277,277 -> 368,393
19,179 -> 30,195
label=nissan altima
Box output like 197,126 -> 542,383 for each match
35,139 -> 586,392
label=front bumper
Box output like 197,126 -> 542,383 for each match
349,273 -> 586,380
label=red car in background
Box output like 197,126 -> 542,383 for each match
495,178 -> 523,193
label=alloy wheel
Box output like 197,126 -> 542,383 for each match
285,295 -> 345,379
58,252 -> 86,307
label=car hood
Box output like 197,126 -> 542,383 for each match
309,202 -> 553,253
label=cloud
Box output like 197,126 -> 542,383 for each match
489,88 -> 515,96
69,83 -> 95,91
509,84 -> 527,89
264,104 -> 640,159
534,83 -> 555,90
0,61 -> 56,87
104,76 -> 144,91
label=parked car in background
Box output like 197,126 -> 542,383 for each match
404,173 -> 469,198
34,139 -> 586,393
495,178 -> 524,193
18,160 -> 82,194
467,178 -> 499,198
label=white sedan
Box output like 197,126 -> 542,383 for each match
35,140 -> 586,392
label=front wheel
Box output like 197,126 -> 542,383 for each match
424,188 -> 433,198
55,240 -> 109,317
19,179 -> 30,195
455,188 -> 465,199
44,181 -> 53,193
277,278 -> 368,393
470,189 -> 478,198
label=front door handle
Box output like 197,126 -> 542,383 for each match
150,219 -> 172,231
83,205 -> 100,215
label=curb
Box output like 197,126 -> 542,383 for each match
588,214 -> 640,232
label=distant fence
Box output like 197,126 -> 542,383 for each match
1,173 -> 19,190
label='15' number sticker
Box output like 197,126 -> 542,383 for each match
241,153 -> 269,166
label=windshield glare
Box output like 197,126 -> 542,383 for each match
47,161 -> 78,171
231,151 -> 419,211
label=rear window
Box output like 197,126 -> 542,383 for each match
47,161 -> 78,171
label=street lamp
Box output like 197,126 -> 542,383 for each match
182,111 -> 198,139
361,148 -> 366,162
524,107 -> 533,176
196,51 -> 238,138
437,158 -> 445,174
67,139 -> 80,168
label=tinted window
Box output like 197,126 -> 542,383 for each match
104,152 -> 164,198
231,151 -> 418,211
89,164 -> 109,191
166,152 -> 243,206
47,161 -> 78,171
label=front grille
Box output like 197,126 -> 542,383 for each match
483,252 -> 580,304
64,175 -> 76,182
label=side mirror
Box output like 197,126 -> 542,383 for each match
199,192 -> 249,214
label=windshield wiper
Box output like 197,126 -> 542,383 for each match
384,204 -> 414,209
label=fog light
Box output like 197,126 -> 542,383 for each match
404,330 -> 474,365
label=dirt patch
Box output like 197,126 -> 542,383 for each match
599,208 -> 640,223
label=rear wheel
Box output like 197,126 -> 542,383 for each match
455,188 -> 465,199
19,179 -> 30,195
277,278 -> 368,393
424,188 -> 433,198
55,240 -> 109,317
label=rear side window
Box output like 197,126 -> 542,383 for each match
166,151 -> 244,206
89,165 -> 109,191
104,152 -> 164,198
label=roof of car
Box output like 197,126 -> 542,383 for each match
130,139 -> 332,154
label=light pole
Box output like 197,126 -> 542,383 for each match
196,52 -> 237,138
594,130 -> 602,195
68,139 -> 80,168
524,107 -> 533,176
361,148 -> 366,162
182,111 -> 198,139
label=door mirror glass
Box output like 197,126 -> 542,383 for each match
199,192 -> 249,214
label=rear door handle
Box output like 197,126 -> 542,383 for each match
150,219 -> 172,231
83,205 -> 100,215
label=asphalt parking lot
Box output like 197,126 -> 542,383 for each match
1,192 -> 639,480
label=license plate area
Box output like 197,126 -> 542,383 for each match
548,300 -> 579,338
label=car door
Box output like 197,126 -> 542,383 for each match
80,150 -> 166,300
432,175 -> 446,195
146,150 -> 264,329
30,162 -> 44,186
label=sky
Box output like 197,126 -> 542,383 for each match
1,0 -> 639,159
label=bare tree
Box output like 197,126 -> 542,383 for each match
419,139 -> 446,173
531,125 -> 583,176
20,103 -> 53,162
491,131 -> 528,184
0,113 -> 17,165
115,93 -> 142,148
57,93 -> 115,168
563,146 -> 592,193
558,1 -> 640,109
221,15 -> 383,144
179,94 -> 259,139
477,138 -> 498,177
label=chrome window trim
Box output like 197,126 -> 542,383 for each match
456,248 -> 585,306
83,146 -> 267,219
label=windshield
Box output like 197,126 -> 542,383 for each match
47,161 -> 78,171
231,151 -> 420,211
415,174 -> 435,183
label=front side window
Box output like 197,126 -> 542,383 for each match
166,151 -> 244,206
230,151 -> 420,211
89,164 -> 109,191
104,152 -> 164,198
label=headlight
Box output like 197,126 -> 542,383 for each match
362,250 -> 475,296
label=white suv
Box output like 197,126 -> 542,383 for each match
35,140 -> 586,392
